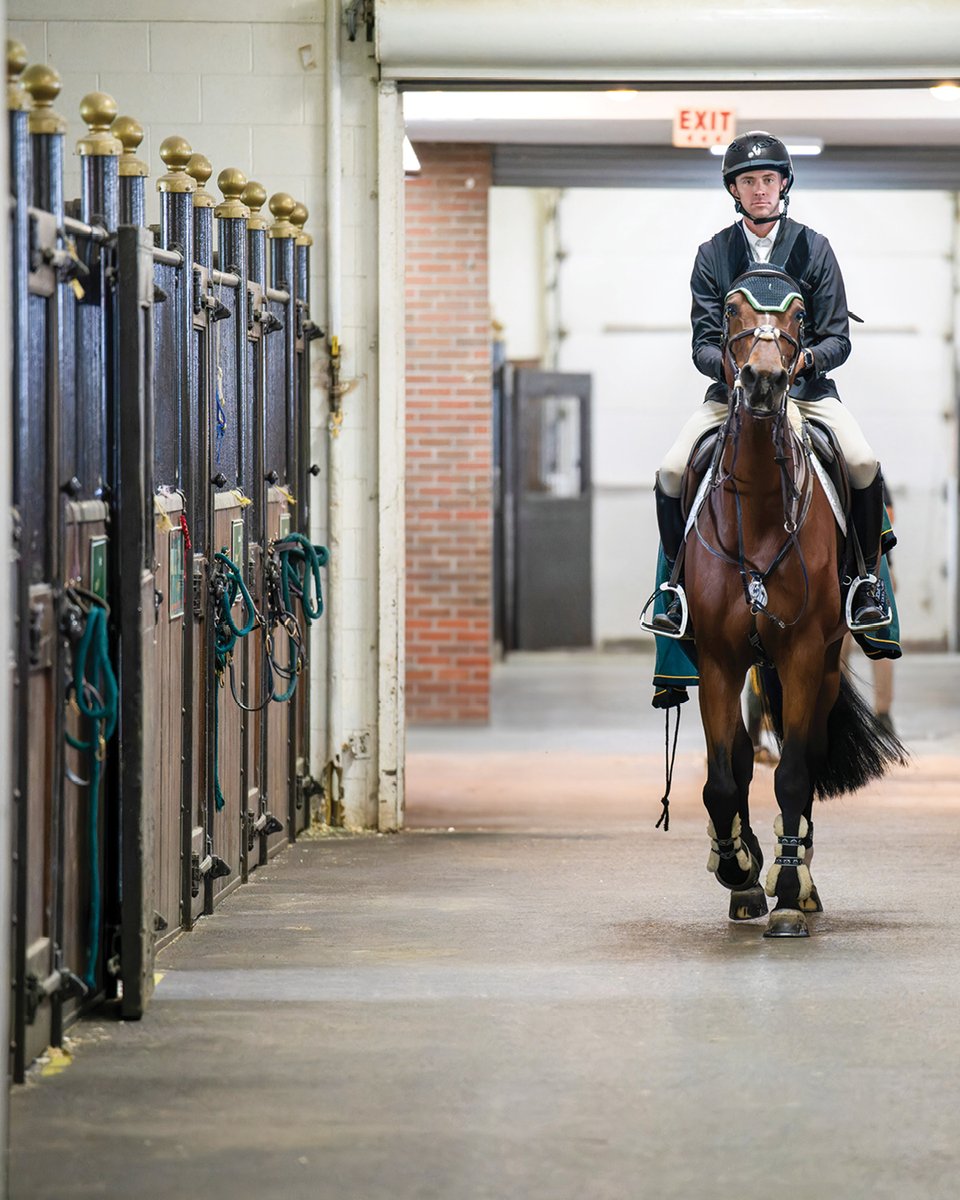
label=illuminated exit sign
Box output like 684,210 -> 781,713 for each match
672,107 -> 736,148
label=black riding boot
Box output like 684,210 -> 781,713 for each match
849,472 -> 889,629
651,475 -> 687,635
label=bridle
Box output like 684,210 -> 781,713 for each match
725,321 -> 803,406
693,273 -> 814,632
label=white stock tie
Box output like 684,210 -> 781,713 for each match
754,236 -> 772,262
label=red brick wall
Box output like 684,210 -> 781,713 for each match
405,144 -> 493,723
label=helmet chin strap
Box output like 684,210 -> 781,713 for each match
734,193 -> 790,227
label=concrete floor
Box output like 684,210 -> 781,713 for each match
10,650 -> 960,1199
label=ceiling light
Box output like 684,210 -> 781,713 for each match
709,140 -> 823,157
930,82 -> 960,102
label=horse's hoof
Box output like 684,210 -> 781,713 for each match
729,885 -> 768,921
763,909 -> 810,938
798,887 -> 824,914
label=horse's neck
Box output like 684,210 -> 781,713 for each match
723,410 -> 799,498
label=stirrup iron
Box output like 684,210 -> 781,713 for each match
639,582 -> 689,639
845,572 -> 893,633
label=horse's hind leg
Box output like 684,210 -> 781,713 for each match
698,657 -> 766,920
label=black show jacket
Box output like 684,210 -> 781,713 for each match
691,217 -> 852,404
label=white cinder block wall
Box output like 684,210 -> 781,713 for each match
491,185 -> 959,652
11,3 -> 393,828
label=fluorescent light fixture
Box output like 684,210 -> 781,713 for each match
403,136 -> 421,173
709,139 -> 823,156
930,82 -> 960,102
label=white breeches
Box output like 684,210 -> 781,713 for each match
658,396 -> 879,498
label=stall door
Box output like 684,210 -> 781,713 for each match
511,369 -> 592,650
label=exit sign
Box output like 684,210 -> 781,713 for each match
673,107 -> 736,148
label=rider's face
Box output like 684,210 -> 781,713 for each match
729,170 -> 785,217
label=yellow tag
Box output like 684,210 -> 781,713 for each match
69,278 -> 85,301
231,489 -> 253,508
276,486 -> 296,507
153,497 -> 175,532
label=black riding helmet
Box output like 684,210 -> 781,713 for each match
722,130 -> 794,193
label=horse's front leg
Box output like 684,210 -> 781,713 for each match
763,645 -> 829,938
698,655 -> 767,922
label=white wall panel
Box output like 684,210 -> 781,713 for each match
488,188 -> 544,362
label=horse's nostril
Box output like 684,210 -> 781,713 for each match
741,363 -> 756,384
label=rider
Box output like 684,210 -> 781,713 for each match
651,129 -> 889,636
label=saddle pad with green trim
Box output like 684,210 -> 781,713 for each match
650,545 -> 901,710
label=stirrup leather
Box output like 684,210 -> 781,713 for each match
639,582 -> 689,640
845,572 -> 893,634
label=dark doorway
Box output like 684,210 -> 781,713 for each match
498,367 -> 593,651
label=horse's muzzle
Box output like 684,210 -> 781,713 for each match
740,362 -> 788,415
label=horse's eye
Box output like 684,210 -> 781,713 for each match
725,304 -> 738,317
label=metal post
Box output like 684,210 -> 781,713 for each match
185,151 -> 219,913
242,179 -> 270,861
113,115 -> 147,227
268,192 -> 298,502
77,91 -> 120,232
157,136 -> 199,929
23,60 -> 68,1052
1,32 -> 25,1200
268,193 -> 299,838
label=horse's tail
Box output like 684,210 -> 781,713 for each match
756,664 -> 908,799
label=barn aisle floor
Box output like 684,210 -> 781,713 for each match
10,651 -> 960,1200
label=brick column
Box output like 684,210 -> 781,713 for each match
405,144 -> 492,723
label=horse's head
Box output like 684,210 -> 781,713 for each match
723,269 -> 806,417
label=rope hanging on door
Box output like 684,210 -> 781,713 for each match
64,587 -> 119,988
211,551 -> 259,811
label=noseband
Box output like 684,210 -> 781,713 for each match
726,323 -> 802,409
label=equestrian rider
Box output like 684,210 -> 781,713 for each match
651,130 -> 889,636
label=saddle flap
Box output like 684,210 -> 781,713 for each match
681,429 -> 721,518
804,417 -> 850,516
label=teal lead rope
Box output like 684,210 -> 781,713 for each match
212,551 -> 258,811
277,533 -> 328,622
270,534 -> 329,703
65,590 -> 119,988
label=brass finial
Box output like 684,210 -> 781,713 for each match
7,39 -> 28,112
242,180 -> 268,231
22,63 -> 67,135
112,115 -> 148,178
267,191 -> 297,239
290,201 -> 313,247
186,153 -> 215,208
157,135 -> 195,194
214,167 -> 250,220
77,92 -> 122,157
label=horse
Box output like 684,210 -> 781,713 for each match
682,267 -> 907,938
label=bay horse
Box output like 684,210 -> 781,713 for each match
683,267 -> 906,938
